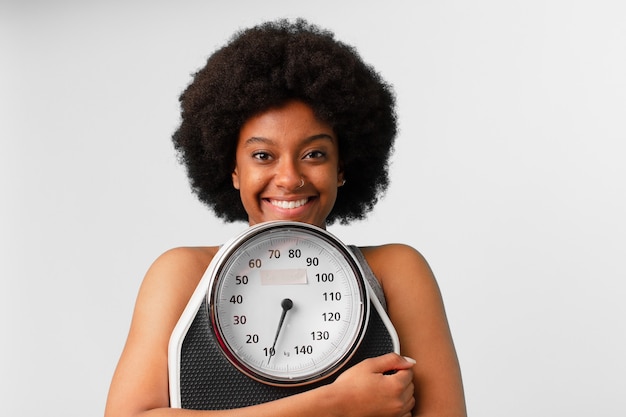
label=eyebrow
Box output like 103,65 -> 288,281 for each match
243,134 -> 335,146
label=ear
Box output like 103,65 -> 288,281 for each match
337,166 -> 345,187
232,166 -> 240,190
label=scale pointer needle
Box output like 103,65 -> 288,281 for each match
268,298 -> 293,364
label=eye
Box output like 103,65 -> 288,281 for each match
252,151 -> 272,161
303,150 -> 326,160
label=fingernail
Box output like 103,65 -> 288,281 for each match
403,356 -> 416,364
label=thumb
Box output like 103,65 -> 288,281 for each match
365,353 -> 416,374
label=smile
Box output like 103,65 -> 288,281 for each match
270,198 -> 309,209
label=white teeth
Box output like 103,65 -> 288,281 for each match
271,198 -> 308,209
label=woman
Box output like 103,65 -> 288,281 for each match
105,19 -> 466,417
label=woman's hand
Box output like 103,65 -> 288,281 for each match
330,353 -> 416,417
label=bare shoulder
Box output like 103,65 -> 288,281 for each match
357,243 -> 443,326
127,246 -> 220,335
149,245 -> 219,275
358,243 -> 435,291
120,245 -> 222,352
136,246 -> 220,319
144,246 -> 219,289
357,243 -> 443,330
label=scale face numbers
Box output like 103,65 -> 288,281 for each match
208,221 -> 369,386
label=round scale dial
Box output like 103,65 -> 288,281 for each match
208,221 -> 369,386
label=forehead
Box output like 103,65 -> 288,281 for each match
238,101 -> 335,144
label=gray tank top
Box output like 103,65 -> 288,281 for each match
348,245 -> 387,311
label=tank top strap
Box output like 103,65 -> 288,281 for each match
348,245 -> 388,312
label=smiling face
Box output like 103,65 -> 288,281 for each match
232,100 -> 344,228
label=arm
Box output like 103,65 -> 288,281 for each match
105,247 -> 416,417
362,244 -> 467,417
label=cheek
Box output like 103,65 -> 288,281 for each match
239,173 -> 267,195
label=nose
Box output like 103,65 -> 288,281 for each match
274,159 -> 303,190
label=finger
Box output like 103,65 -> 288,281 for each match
393,368 -> 414,383
364,353 -> 416,374
401,384 -> 416,415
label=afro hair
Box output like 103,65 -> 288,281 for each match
172,19 -> 397,224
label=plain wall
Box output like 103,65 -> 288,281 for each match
2,1 -> 625,415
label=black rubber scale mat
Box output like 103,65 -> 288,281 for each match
178,298 -> 395,409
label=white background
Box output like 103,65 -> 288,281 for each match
2,1 -> 625,416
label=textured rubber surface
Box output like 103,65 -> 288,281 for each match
179,299 -> 394,409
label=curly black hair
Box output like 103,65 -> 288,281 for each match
172,19 -> 397,224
